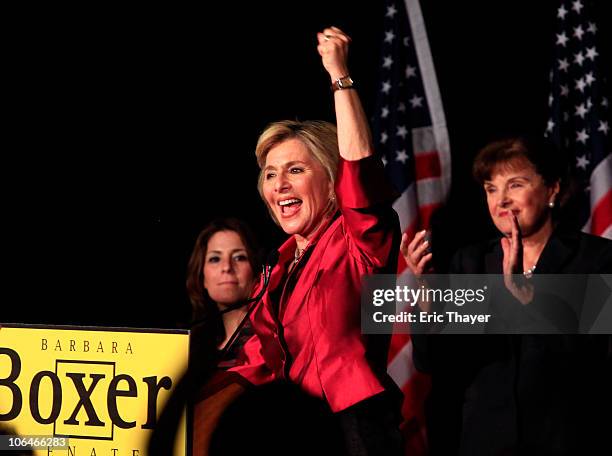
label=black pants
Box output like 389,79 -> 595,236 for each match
336,391 -> 404,456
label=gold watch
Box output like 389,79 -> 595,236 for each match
331,75 -> 355,92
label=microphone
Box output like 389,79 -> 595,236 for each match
190,250 -> 279,329
218,250 -> 279,358
147,251 -> 279,455
265,249 -> 280,271
219,250 -> 279,314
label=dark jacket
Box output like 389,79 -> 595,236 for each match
412,229 -> 612,455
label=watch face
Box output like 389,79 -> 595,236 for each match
339,76 -> 353,88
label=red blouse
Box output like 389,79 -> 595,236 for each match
230,155 -> 400,412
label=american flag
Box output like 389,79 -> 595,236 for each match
545,0 -> 611,238
373,0 -> 451,454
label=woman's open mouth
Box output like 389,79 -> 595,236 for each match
278,198 -> 303,217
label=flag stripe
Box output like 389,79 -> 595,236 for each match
392,185 -> 418,231
375,2 -> 449,454
415,152 -> 442,179
404,0 -> 451,196
416,179 -> 446,207
393,184 -> 445,232
388,330 -> 412,363
387,338 -> 416,386
591,188 -> 612,236
590,154 -> 612,212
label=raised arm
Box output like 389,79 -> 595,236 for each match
317,26 -> 399,268
317,26 -> 373,161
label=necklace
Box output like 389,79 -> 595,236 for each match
523,264 -> 536,278
294,247 -> 304,265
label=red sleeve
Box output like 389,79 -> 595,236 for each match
228,332 -> 275,386
335,155 -> 400,268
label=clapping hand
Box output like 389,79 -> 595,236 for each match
501,213 -> 534,305
400,230 -> 433,277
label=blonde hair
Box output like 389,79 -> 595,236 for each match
255,120 -> 340,222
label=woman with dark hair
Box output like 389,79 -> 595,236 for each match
402,136 -> 612,455
181,218 -> 263,454
148,218 -> 262,455
186,217 -> 262,367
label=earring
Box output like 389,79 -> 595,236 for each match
326,195 -> 337,216
548,201 -> 555,208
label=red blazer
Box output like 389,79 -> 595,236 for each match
230,155 -> 400,412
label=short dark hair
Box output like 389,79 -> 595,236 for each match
472,136 -> 563,186
186,218 -> 262,323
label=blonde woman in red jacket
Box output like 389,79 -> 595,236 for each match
229,27 -> 403,455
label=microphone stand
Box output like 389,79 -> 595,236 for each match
189,252 -> 277,331
218,255 -> 276,359
148,251 -> 278,455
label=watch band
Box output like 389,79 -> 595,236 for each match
331,75 -> 355,92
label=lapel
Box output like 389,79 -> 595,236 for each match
261,237 -> 296,320
484,230 -> 578,274
268,237 -> 296,293
265,213 -> 340,321
485,240 -> 503,273
534,230 -> 577,273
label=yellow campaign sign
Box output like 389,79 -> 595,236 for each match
0,324 -> 189,455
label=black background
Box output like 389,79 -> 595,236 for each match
4,1 -> 610,327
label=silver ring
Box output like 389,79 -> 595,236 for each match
324,35 -> 332,41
